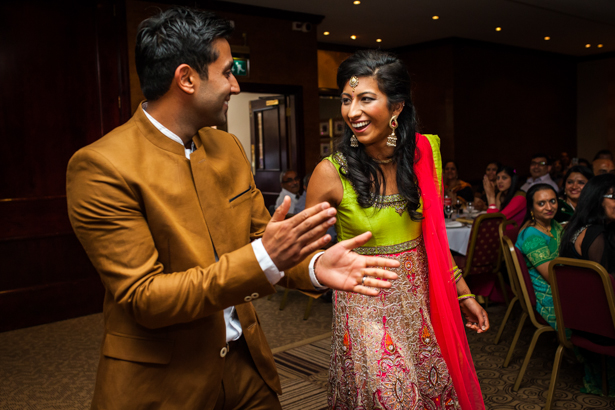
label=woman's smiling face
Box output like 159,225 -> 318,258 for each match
341,76 -> 401,149
564,172 -> 588,201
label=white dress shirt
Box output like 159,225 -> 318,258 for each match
520,173 -> 559,193
275,188 -> 301,214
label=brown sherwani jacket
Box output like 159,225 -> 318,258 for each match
67,106 -> 316,409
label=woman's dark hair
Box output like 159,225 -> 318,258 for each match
560,174 -> 615,250
335,49 -> 421,220
135,7 -> 234,101
559,165 -> 594,198
444,160 -> 458,171
522,183 -> 558,225
497,166 -> 519,210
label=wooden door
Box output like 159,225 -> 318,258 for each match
250,96 -> 293,208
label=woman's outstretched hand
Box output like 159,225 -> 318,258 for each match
460,298 -> 490,333
315,232 -> 399,296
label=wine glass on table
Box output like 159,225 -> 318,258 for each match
454,198 -> 462,216
444,205 -> 454,220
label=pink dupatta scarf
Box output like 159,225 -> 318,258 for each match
415,134 -> 485,409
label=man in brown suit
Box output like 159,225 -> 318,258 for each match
66,7 -> 398,410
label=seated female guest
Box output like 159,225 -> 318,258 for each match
554,165 -> 594,224
484,166 -> 526,227
474,161 -> 501,211
558,173 -> 615,396
444,160 -> 474,203
560,173 -> 615,272
515,184 -> 562,328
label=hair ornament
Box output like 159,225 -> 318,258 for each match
349,76 -> 359,93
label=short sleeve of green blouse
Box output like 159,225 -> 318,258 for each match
520,234 -> 553,268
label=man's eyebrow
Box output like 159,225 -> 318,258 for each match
223,59 -> 234,71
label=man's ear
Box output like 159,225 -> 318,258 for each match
174,64 -> 197,95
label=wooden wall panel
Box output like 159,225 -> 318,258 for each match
0,0 -> 130,331
453,43 -> 577,182
396,40 -> 577,184
397,43 -> 456,163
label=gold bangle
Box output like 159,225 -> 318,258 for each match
457,293 -> 475,302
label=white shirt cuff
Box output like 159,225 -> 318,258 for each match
309,252 -> 327,290
251,238 -> 284,285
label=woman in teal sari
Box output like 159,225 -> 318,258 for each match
516,183 -> 562,327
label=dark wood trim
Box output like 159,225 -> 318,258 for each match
390,37 -> 577,62
577,50 -> 615,62
0,196 -> 72,240
319,87 -> 339,97
0,278 -> 104,332
317,42 -> 363,54
147,0 -> 324,24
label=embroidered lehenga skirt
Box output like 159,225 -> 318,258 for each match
328,237 -> 460,410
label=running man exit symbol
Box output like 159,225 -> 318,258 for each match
232,58 -> 249,77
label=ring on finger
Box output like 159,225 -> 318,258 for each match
361,276 -> 367,286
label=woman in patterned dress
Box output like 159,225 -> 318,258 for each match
307,50 -> 487,409
515,183 -> 562,328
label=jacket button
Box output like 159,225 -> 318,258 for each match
220,347 -> 228,357
251,292 -> 259,299
244,296 -> 252,302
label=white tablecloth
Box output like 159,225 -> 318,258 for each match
446,225 -> 472,255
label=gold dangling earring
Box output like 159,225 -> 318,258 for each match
531,211 -> 535,223
350,135 -> 359,148
387,115 -> 398,147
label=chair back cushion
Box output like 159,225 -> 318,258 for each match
553,264 -> 615,340
514,246 -> 538,307
514,246 -> 550,325
468,215 -> 504,274
504,224 -> 520,244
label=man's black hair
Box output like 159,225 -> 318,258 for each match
135,7 -> 234,101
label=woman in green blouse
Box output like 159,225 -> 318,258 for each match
515,183 -> 562,327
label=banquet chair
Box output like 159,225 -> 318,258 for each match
494,222 -> 520,345
456,212 -> 506,306
501,241 -> 555,391
544,258 -> 615,410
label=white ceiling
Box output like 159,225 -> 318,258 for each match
220,0 -> 615,56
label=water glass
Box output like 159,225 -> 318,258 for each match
466,202 -> 474,214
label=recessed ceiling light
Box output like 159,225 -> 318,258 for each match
495,27 -> 502,31
598,44 -> 604,48
350,35 -> 357,40
544,36 -> 550,41
323,31 -> 330,36
376,39 -> 382,42
353,1 -> 361,4
432,16 -> 439,20
586,44 -> 591,48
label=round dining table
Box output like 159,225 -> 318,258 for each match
445,219 -> 472,256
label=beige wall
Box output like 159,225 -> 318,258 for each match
227,92 -> 278,158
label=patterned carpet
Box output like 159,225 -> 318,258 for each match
272,301 -> 615,410
1,288 -> 615,409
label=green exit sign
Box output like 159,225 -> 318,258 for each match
231,58 -> 249,77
